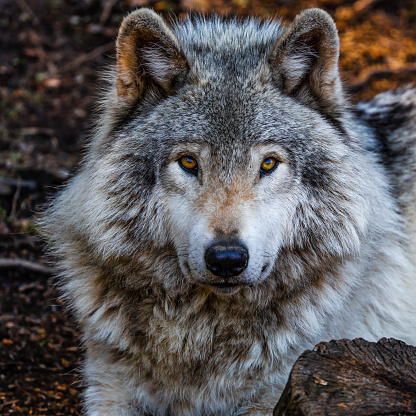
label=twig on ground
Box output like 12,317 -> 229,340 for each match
58,42 -> 115,74
100,0 -> 118,25
10,178 -> 22,218
353,0 -> 383,12
13,0 -> 40,25
19,127 -> 56,136
0,170 -> 69,196
0,176 -> 37,196
348,64 -> 416,91
0,258 -> 54,275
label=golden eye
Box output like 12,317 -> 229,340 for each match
260,157 -> 277,174
179,155 -> 198,175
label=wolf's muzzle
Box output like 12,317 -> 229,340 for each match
205,242 -> 249,278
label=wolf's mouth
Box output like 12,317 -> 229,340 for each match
211,282 -> 240,288
206,280 -> 244,295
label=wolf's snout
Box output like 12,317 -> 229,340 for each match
205,242 -> 249,278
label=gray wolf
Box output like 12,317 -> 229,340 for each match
40,7 -> 416,415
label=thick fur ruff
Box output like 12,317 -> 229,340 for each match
40,8 -> 416,416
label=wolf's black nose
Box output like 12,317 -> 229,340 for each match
205,242 -> 249,278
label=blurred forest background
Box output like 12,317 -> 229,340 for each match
0,0 -> 416,414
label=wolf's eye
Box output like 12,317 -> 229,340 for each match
179,155 -> 198,176
260,157 -> 278,176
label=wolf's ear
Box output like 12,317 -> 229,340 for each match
116,9 -> 188,105
269,9 -> 344,116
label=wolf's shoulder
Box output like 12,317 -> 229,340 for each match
355,87 -> 416,169
355,87 -> 416,228
355,87 -> 416,136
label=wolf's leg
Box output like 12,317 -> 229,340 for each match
82,349 -> 147,416
84,384 -> 143,416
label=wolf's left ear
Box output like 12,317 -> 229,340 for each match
269,9 -> 344,116
116,8 -> 188,106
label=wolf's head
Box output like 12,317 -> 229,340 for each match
46,9 -> 378,301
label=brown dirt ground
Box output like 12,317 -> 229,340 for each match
0,0 -> 415,414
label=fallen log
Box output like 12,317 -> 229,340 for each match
274,338 -> 416,415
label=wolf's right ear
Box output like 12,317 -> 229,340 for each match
116,9 -> 188,105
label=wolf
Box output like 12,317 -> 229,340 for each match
41,7 -> 416,416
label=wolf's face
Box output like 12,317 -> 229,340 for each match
160,115 -> 296,294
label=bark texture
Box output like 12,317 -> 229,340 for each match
274,338 -> 416,415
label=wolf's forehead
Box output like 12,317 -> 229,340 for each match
174,17 -> 284,76
149,83 -> 310,154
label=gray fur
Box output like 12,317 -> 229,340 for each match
40,8 -> 416,416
